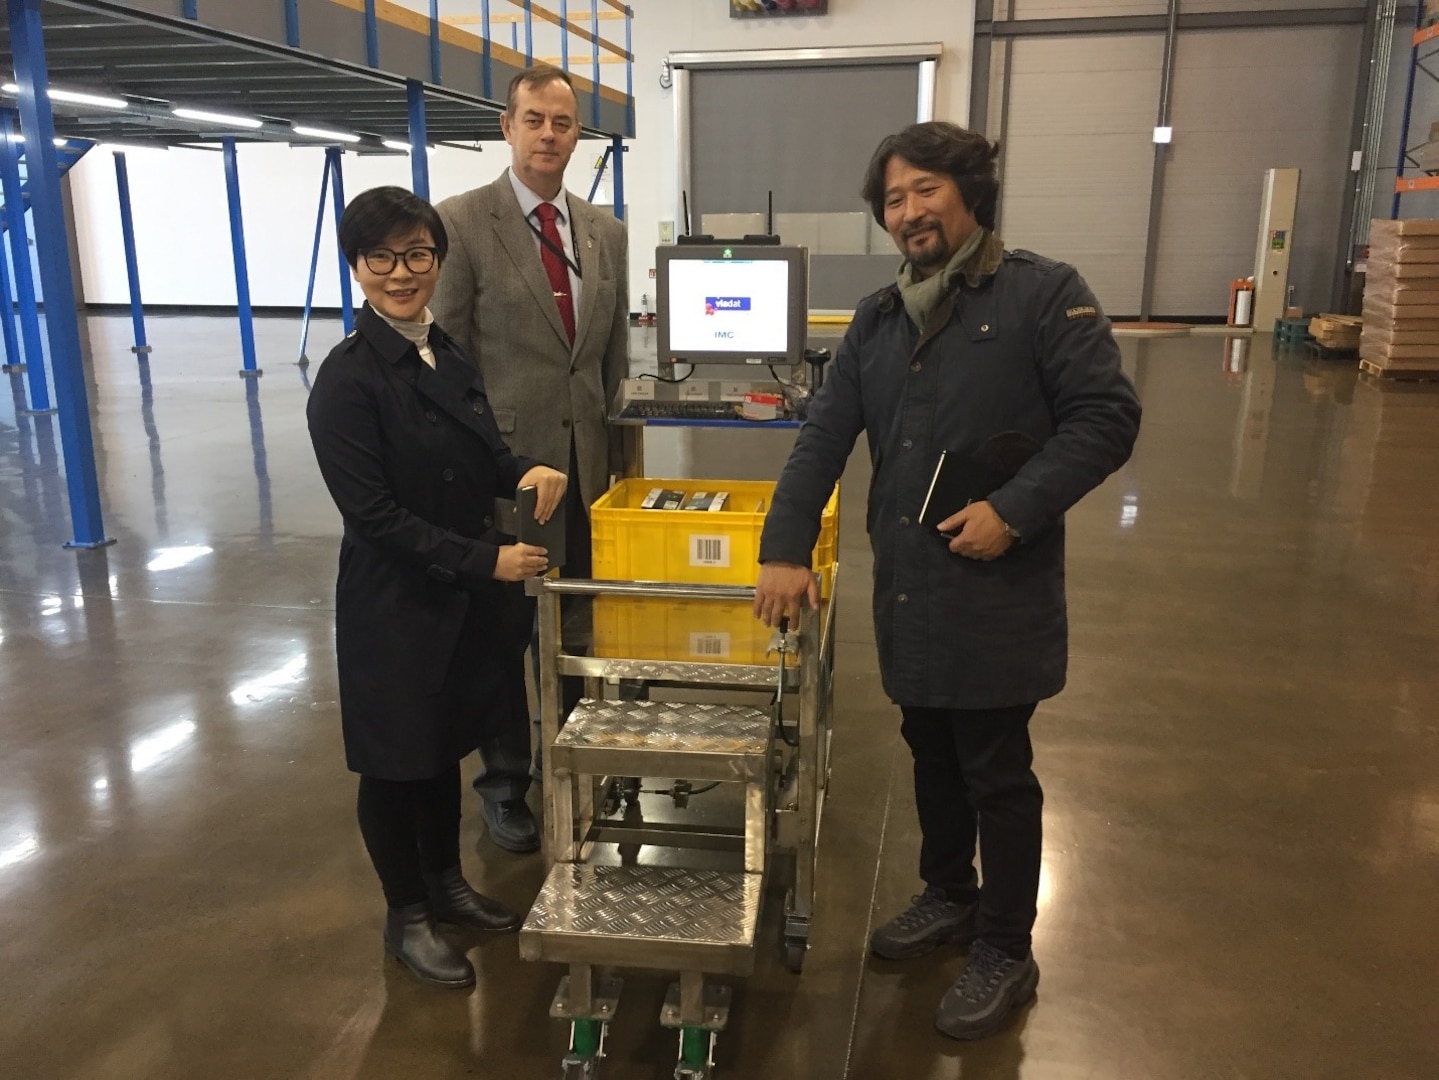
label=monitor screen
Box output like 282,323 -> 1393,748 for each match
656,245 -> 808,365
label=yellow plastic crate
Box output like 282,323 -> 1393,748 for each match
591,596 -> 778,666
590,478 -> 838,597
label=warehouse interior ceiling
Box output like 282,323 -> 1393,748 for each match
0,0 -> 516,149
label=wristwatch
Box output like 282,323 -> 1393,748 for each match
998,515 -> 1022,543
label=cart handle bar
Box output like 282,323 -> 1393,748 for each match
524,577 -> 758,601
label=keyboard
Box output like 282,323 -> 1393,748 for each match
617,401 -> 741,421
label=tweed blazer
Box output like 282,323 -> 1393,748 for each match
432,170 -> 629,513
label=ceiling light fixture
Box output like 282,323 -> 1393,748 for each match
49,88 -> 128,110
292,124 -> 361,144
173,106 -> 264,130
2,83 -> 129,109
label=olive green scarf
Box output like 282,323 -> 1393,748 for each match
897,226 -> 989,332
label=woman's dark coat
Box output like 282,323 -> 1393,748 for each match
307,303 -> 543,779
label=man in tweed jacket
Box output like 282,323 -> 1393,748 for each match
432,66 -> 629,854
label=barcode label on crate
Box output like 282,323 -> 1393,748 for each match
689,632 -> 731,658
689,535 -> 730,568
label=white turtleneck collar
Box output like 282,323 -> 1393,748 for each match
377,307 -> 437,368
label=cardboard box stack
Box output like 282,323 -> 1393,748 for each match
1361,218 -> 1439,375
1309,314 -> 1362,351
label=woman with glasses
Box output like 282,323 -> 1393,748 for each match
307,186 -> 566,988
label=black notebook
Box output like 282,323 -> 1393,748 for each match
516,485 -> 566,569
917,432 -> 1044,532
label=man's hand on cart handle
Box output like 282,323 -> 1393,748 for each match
755,561 -> 819,627
519,466 -> 568,524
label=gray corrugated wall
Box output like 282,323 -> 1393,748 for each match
1152,25 -> 1361,316
998,33 -> 1164,316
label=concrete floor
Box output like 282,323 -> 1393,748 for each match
1,315 -> 1437,1080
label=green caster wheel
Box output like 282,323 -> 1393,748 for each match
674,1027 -> 713,1079
572,1019 -> 602,1057
561,1019 -> 604,1077
681,1027 -> 709,1066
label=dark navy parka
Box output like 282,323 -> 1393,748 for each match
759,242 -> 1142,709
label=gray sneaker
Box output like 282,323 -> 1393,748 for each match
934,939 -> 1039,1040
869,887 -> 977,960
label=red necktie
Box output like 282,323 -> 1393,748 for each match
533,203 -> 576,345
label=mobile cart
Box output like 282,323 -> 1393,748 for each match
518,571 -> 837,1079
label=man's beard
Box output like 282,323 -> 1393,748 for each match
905,225 -> 951,268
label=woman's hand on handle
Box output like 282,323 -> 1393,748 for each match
519,466 -> 568,524
493,543 -> 550,581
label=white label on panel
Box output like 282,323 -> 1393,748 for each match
690,632 -> 731,658
689,535 -> 730,568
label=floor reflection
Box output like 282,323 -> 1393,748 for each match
136,356 -> 169,541
0,316 -> 1436,1079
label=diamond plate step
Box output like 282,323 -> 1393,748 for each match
520,864 -> 762,976
552,699 -> 773,782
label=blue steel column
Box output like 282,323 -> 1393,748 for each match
222,136 -> 261,378
625,4 -> 634,137
0,111 -> 54,409
560,0 -> 569,71
428,0 -> 441,83
481,0 -> 493,99
283,0 -> 300,45
0,226 -> 20,373
113,152 -> 151,355
327,147 -> 353,334
364,0 -> 380,67
586,145 -> 611,203
524,0 -> 533,65
7,0 -> 110,547
407,80 -> 430,201
590,0 -> 600,128
611,134 -> 625,221
1393,2 -> 1425,218
297,152 -> 332,365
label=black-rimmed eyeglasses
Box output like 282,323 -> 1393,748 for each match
360,246 -> 439,275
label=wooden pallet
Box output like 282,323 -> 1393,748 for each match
1359,358 -> 1439,381
1305,340 -> 1358,360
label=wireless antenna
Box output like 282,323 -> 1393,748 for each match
767,190 -> 774,237
682,191 -> 692,236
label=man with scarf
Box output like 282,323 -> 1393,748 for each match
754,123 -> 1141,1040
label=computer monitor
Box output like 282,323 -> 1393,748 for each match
656,244 -> 808,366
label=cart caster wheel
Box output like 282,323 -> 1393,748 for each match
562,1019 -> 603,1078
674,1027 -> 714,1079
783,937 -> 807,973
562,1057 -> 600,1080
621,777 -> 641,807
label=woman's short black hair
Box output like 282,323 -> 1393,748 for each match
338,186 -> 449,268
860,122 -> 1001,231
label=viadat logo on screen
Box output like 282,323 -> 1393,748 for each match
704,296 -> 752,315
